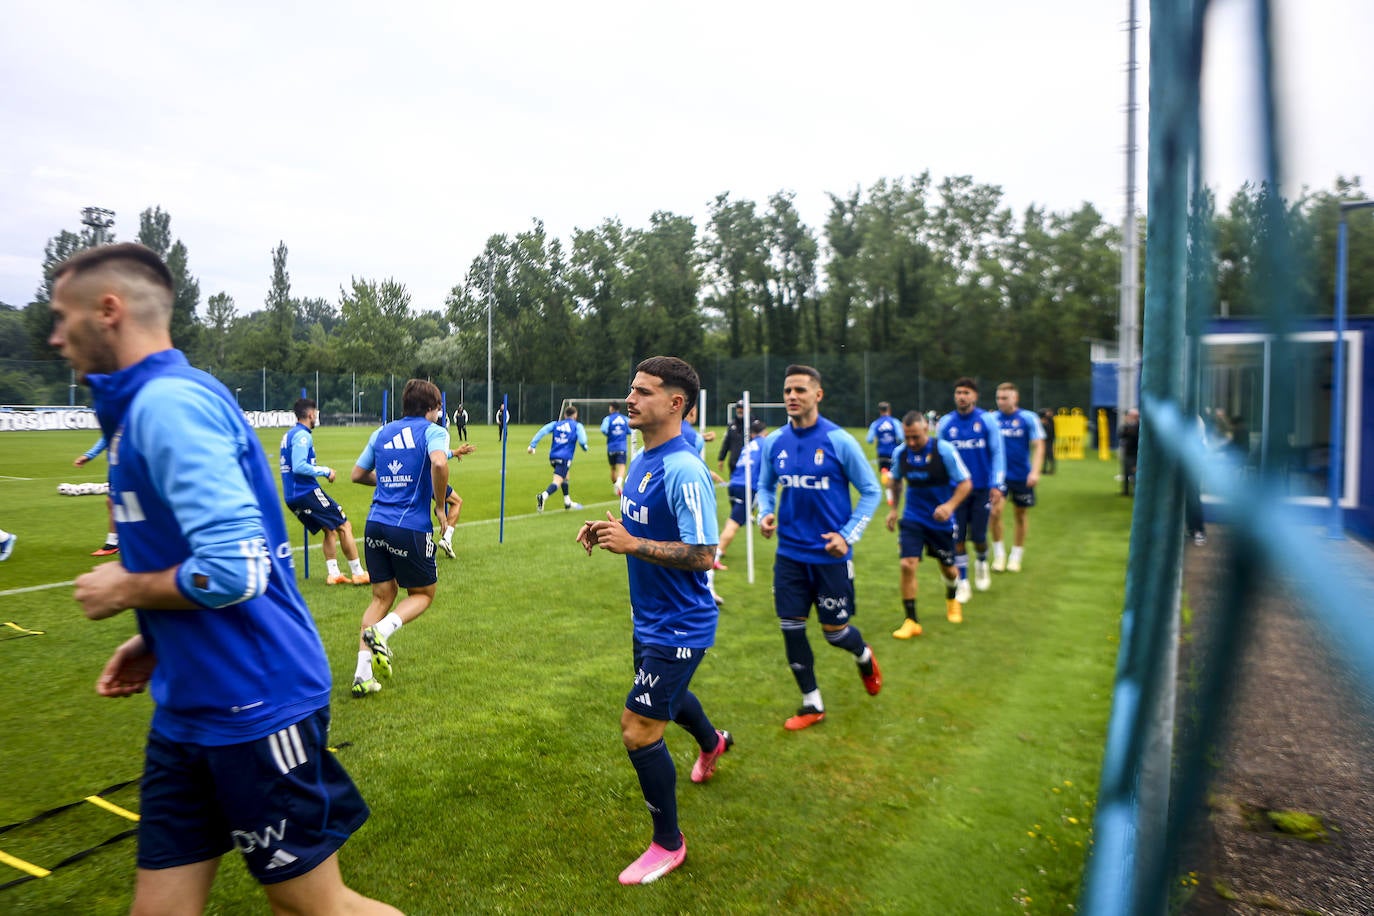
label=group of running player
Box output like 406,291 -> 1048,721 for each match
866,378 -> 1047,637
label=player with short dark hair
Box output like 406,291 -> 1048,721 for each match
601,401 -> 631,496
281,397 -> 370,585
577,355 -> 729,885
529,405 -> 589,511
867,401 -> 901,507
937,377 -> 1005,603
50,242 -> 395,914
756,364 -> 884,731
990,382 -> 1045,573
349,379 -> 450,698
887,411 -> 972,636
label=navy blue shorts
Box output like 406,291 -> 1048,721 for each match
772,553 -> 857,626
898,518 -> 957,567
953,488 -> 992,545
286,489 -> 347,535
607,451 -> 626,468
549,458 -> 572,478
626,640 -> 707,721
137,707 -> 368,884
878,456 -> 893,473
363,520 -> 436,588
727,484 -> 755,527
1007,481 -> 1036,508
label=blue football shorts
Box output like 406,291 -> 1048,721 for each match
898,518 -> 957,567
138,706 -> 368,885
727,484 -> 756,527
549,458 -> 573,478
363,520 -> 436,589
626,640 -> 708,721
286,489 -> 347,535
607,450 -> 627,468
953,488 -> 993,545
1007,480 -> 1036,508
772,553 -> 857,626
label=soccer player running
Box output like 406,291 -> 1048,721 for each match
757,365 -> 884,730
349,380 -> 450,698
528,405 -> 589,511
281,397 -> 370,585
576,356 -> 731,886
989,382 -> 1045,573
866,401 -> 901,507
75,435 -> 120,556
50,243 -> 395,914
887,411 -> 973,636
705,418 -> 767,604
436,440 -> 476,558
937,377 -> 1005,604
601,401 -> 631,496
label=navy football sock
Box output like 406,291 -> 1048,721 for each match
627,739 -> 680,850
673,690 -> 718,753
824,624 -> 867,656
780,619 -> 817,694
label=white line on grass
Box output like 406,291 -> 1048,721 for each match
0,498 -> 628,597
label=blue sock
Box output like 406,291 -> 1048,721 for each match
956,554 -> 969,580
673,690 -> 718,753
561,481 -> 570,497
824,624 -> 867,656
781,619 -> 817,694
975,545 -> 988,562
544,483 -> 558,497
627,739 -> 680,850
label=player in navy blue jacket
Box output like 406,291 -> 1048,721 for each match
757,365 -> 884,731
51,243 -> 395,914
990,382 -> 1045,573
937,377 -> 1005,602
577,356 -> 729,885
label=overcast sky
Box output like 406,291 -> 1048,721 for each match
2,0 -> 1369,317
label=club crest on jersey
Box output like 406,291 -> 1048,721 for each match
813,449 -> 824,465
973,421 -> 982,433
638,471 -> 652,494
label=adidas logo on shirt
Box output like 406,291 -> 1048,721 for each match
634,692 -> 652,707
383,427 -> 418,450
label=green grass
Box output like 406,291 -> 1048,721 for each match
0,426 -> 1131,914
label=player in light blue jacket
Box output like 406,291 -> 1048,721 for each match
757,365 -> 883,731
529,405 -> 589,511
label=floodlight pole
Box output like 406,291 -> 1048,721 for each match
1328,200 -> 1373,539
486,256 -> 494,427
81,206 -> 115,245
1117,0 -> 1142,415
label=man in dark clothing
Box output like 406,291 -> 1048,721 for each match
1119,408 -> 1140,496
716,401 -> 745,477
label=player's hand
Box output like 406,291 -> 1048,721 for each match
821,531 -> 847,557
325,467 -> 337,483
96,635 -> 156,697
760,513 -> 777,539
455,443 -> 476,458
527,447 -> 535,455
990,488 -> 1005,509
74,561 -> 134,620
74,455 -> 89,467
933,503 -> 952,522
1027,470 -> 1040,488
885,509 -> 898,532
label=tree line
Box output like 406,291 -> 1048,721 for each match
2,174 -> 1368,403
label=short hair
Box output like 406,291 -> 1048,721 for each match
51,243 -> 175,327
954,376 -> 978,393
564,405 -> 578,418
902,410 -> 926,426
996,381 -> 1018,393
293,398 -> 317,419
608,402 -> 620,412
401,379 -> 441,417
749,418 -> 767,434
636,356 -> 700,413
783,364 -> 822,386
878,401 -> 892,413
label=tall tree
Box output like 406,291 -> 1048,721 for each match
764,191 -> 820,355
336,277 -> 416,373
263,242 -> 295,368
702,194 -> 769,357
138,208 -> 200,350
198,292 -> 237,371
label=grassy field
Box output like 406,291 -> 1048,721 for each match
0,424 -> 1131,914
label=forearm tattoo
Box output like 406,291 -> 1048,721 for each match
633,540 -> 714,572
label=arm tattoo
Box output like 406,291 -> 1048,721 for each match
632,539 -> 714,572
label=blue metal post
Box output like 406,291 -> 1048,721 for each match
499,394 -> 509,544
